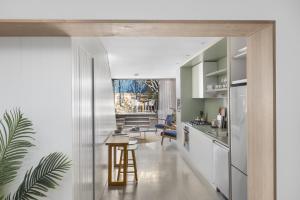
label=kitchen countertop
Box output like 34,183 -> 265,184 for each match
185,123 -> 229,147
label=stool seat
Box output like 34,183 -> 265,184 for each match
127,144 -> 138,150
118,144 -> 138,151
129,140 -> 138,145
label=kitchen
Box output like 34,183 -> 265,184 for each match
176,37 -> 247,200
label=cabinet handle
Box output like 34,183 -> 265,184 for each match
213,140 -> 229,150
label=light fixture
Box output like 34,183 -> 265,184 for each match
107,53 -> 116,61
134,73 -> 139,76
123,25 -> 133,29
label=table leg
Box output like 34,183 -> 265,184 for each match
113,146 -> 118,167
123,144 -> 128,184
107,144 -> 129,186
108,145 -> 112,186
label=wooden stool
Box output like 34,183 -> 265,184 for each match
117,143 -> 138,182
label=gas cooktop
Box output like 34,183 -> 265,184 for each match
188,120 -> 210,126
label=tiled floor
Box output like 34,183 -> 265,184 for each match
100,141 -> 224,200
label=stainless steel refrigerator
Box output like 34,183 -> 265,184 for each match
230,84 -> 247,200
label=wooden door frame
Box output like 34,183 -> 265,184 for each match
0,20 -> 276,200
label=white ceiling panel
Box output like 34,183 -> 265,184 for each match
100,37 -> 220,79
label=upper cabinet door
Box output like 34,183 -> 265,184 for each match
192,62 -> 218,98
230,37 -> 247,84
192,63 -> 203,98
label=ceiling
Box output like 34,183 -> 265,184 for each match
100,37 -> 220,79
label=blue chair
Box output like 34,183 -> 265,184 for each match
161,129 -> 177,145
155,115 -> 173,133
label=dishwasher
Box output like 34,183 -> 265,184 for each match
213,141 -> 229,199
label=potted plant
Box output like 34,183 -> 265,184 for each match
0,109 -> 71,200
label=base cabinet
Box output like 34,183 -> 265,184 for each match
182,124 -> 230,197
189,126 -> 214,184
213,142 -> 229,198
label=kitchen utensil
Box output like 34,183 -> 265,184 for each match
217,113 -> 222,128
211,119 -> 217,127
220,107 -> 226,117
219,107 -> 227,128
207,85 -> 213,91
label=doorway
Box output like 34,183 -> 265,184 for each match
0,20 -> 276,200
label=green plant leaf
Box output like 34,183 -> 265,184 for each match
0,109 -> 35,187
11,152 -> 71,200
3,195 -> 10,200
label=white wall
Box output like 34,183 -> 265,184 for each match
72,38 -> 116,200
158,79 -> 176,119
0,0 -> 300,199
0,37 -> 116,200
72,39 -> 94,200
176,68 -> 183,146
94,41 -> 116,200
0,37 -> 73,199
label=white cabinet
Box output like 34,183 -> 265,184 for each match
192,62 -> 217,98
192,64 -> 202,98
230,37 -> 247,84
182,125 -> 229,195
189,126 -> 214,184
213,141 -> 229,198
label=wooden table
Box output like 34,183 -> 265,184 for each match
105,135 -> 129,186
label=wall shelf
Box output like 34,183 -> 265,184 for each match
206,88 -> 228,93
238,46 -> 247,52
233,51 -> 246,59
233,46 -> 247,59
206,68 -> 227,77
230,38 -> 247,82
232,79 -> 247,85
